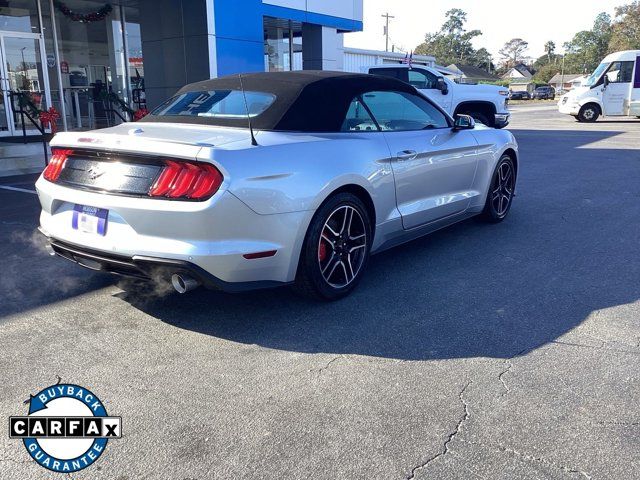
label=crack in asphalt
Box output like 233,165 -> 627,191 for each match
551,339 -> 640,356
496,346 -> 530,397
494,444 -> 592,479
498,361 -> 512,396
406,382 -> 471,480
597,420 -> 639,427
315,355 -> 342,375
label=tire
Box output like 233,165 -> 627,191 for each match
481,155 -> 516,223
293,192 -> 372,301
469,112 -> 491,127
577,104 -> 600,123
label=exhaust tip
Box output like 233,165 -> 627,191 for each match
171,273 -> 200,294
44,243 -> 56,256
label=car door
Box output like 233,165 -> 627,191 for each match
406,68 -> 454,113
361,90 -> 479,230
602,60 -> 634,116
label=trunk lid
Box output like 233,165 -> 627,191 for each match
50,122 -> 253,159
47,123 -> 247,198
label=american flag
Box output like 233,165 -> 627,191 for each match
402,51 -> 413,67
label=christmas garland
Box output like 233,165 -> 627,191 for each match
54,1 -> 113,23
13,92 -> 61,133
90,90 -> 148,121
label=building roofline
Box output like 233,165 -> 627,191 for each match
343,47 -> 435,62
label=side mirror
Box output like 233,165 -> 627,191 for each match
453,114 -> 475,131
603,75 -> 609,88
437,77 -> 449,95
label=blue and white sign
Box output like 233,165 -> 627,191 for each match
9,383 -> 121,473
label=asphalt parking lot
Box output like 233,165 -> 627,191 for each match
1,104 -> 639,479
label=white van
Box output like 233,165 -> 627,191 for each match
558,50 -> 640,122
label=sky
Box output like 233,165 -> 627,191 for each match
344,0 -> 623,63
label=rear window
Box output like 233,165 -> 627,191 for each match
151,90 -> 276,118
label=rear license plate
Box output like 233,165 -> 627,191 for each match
72,204 -> 109,236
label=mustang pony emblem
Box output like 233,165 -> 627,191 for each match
87,165 -> 106,180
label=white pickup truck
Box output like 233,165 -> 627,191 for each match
367,65 -> 511,128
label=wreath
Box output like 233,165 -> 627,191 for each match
54,2 -> 113,23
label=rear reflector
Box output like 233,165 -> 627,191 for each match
43,149 -> 73,182
149,161 -> 223,200
243,250 -> 277,260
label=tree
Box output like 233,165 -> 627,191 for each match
609,1 -> 640,52
414,9 -> 490,69
544,41 -> 556,63
534,53 -> 562,69
474,48 -> 495,72
563,12 -> 612,73
499,39 -> 529,68
533,64 -> 560,84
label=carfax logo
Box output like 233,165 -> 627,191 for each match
9,383 -> 121,473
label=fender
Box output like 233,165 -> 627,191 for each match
577,96 -> 603,112
454,100 -> 498,116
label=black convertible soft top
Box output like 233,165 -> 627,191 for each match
140,71 -> 417,132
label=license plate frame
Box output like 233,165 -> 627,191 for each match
72,204 -> 109,236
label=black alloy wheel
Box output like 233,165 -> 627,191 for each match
481,155 -> 516,222
294,193 -> 371,300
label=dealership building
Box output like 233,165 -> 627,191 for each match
0,0 -> 363,138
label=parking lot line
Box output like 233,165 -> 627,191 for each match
0,185 -> 37,194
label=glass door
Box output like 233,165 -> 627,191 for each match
0,32 -> 52,136
0,45 -> 10,136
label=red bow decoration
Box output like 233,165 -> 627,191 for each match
40,107 -> 61,133
133,108 -> 149,121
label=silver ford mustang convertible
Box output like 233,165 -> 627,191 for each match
37,71 -> 519,300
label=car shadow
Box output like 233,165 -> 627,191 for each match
114,128 -> 639,361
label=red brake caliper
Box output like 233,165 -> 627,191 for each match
318,240 -> 327,262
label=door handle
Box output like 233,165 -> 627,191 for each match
396,150 -> 418,161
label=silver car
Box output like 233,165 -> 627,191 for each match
36,71 -> 519,300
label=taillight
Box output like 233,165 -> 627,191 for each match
43,149 -> 73,182
149,160 -> 223,200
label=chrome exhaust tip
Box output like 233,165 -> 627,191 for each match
171,273 -> 200,294
44,243 -> 56,256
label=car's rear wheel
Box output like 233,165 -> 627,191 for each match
578,104 -> 600,122
481,155 -> 516,223
293,193 -> 372,300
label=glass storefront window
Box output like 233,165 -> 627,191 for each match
0,1 -> 41,34
0,1 -> 143,136
264,17 -> 302,72
124,13 -> 144,110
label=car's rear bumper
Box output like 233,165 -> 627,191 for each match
36,176 -> 314,287
42,234 -> 288,292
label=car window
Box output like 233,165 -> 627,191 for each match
370,68 -> 408,82
151,90 -> 276,118
606,61 -> 635,83
341,97 -> 379,132
408,69 -> 438,89
361,91 -> 449,131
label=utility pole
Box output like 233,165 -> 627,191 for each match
382,12 -> 394,52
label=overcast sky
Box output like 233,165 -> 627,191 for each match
344,0 -> 623,62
